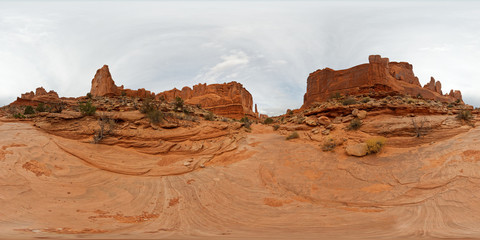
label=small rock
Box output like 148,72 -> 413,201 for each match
342,115 -> 354,123
183,162 -> 191,166
332,117 -> 342,124
305,117 -> 318,126
200,164 -> 205,168
346,143 -> 368,157
321,129 -> 330,135
325,124 -> 335,130
318,116 -> 331,126
357,110 -> 367,120
352,109 -> 359,117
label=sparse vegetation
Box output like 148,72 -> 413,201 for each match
79,101 -> 96,116
174,97 -> 184,110
146,109 -> 163,124
93,116 -> 116,144
13,113 -> 26,119
361,97 -> 371,103
140,98 -> 156,114
417,94 -> 423,99
121,90 -> 127,97
286,131 -> 299,140
273,124 -> 280,131
412,118 -> 428,137
348,118 -> 362,130
322,138 -> 336,152
36,103 -> 47,112
264,118 -> 274,124
365,137 -> 386,154
240,116 -> 252,129
457,110 -> 473,121
204,111 -> 214,121
24,106 -> 35,115
86,92 -> 92,99
342,97 -> 357,106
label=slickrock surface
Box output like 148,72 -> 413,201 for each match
303,55 -> 463,108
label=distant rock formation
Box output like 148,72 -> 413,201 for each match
90,65 -> 155,98
89,65 -> 256,119
302,55 -> 463,108
156,82 -> 256,119
10,87 -> 60,106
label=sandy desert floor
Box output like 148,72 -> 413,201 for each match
2,120 -> 480,239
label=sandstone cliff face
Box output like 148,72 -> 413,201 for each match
156,82 -> 255,119
89,65 -> 255,119
303,55 -> 462,108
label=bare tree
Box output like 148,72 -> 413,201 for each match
412,117 -> 429,137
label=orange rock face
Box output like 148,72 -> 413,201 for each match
90,65 -> 155,98
156,82 -> 255,119
11,87 -> 60,106
302,55 -> 463,108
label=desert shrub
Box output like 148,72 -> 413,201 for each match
264,118 -> 274,124
456,99 -> 461,104
174,97 -> 184,110
121,90 -> 127,97
36,103 -> 47,112
417,94 -> 423,99
322,138 -> 336,152
447,103 -> 454,108
146,109 -> 163,124
140,98 -> 156,114
407,98 -> 414,104
24,106 -> 35,115
86,92 -> 92,99
348,118 -> 362,130
13,113 -> 26,119
240,116 -> 252,129
79,101 -> 96,116
287,109 -> 293,116
342,97 -> 357,106
296,116 -> 305,124
366,137 -> 386,154
273,124 -> 280,131
204,111 -> 214,121
286,131 -> 299,140
93,116 -> 116,144
361,97 -> 371,103
457,110 -> 473,121
412,118 -> 429,137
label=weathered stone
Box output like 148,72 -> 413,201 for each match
318,116 -> 331,126
305,117 -> 318,126
357,110 -> 367,120
346,143 -> 368,157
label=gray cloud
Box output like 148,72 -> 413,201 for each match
0,1 -> 479,115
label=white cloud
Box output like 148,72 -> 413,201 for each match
194,50 -> 249,84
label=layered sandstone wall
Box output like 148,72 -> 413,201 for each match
302,55 -> 463,108
156,82 -> 255,119
10,87 -> 60,106
89,65 -> 255,119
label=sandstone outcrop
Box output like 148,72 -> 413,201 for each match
11,87 -> 60,106
89,65 -> 255,119
90,65 -> 155,98
156,82 -> 255,119
302,55 -> 463,108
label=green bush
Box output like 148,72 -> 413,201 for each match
174,97 -> 184,110
264,118 -> 274,124
79,101 -> 96,116
24,106 -> 35,115
273,125 -> 280,131
140,98 -> 156,114
13,113 -> 26,119
342,98 -> 357,106
286,131 -> 299,140
146,109 -> 163,124
348,118 -> 362,130
366,137 -> 386,154
457,110 -> 473,121
36,103 -> 47,112
240,116 -> 252,129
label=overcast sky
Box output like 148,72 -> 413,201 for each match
0,0 -> 479,115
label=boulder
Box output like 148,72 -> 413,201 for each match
346,143 -> 368,157
357,110 -> 367,120
305,117 -> 318,126
318,116 -> 331,126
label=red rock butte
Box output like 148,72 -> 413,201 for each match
90,65 -> 257,119
302,55 -> 463,109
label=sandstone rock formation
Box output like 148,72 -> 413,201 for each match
156,82 -> 255,119
11,87 -> 60,106
89,65 -> 255,119
302,55 -> 463,108
90,65 -> 155,98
